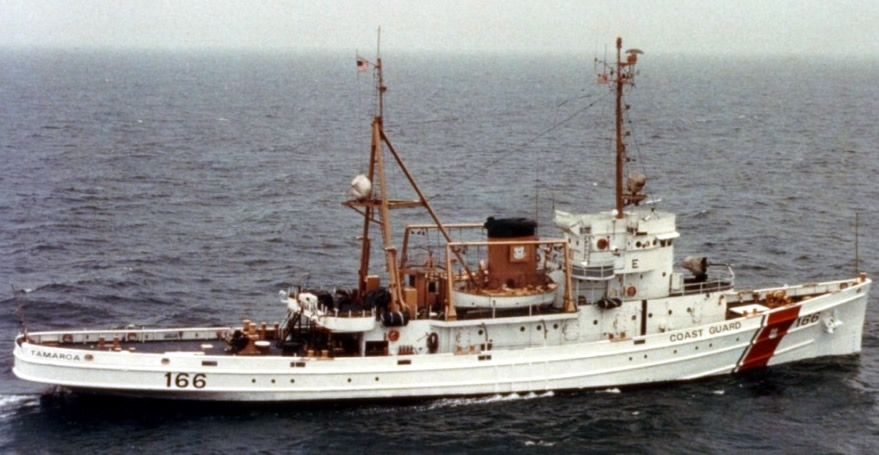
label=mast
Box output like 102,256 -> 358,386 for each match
614,37 -> 624,219
355,30 -> 383,303
603,37 -> 644,218
349,30 -> 477,313
376,27 -> 385,119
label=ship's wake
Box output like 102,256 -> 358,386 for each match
0,394 -> 41,421
425,390 -> 555,410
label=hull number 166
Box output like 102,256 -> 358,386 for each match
794,313 -> 820,328
164,372 -> 207,389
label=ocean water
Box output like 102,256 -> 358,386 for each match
1,48 -> 878,454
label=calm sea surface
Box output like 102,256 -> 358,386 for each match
1,49 -> 878,454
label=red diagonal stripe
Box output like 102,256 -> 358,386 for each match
738,305 -> 801,372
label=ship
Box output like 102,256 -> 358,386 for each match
12,38 -> 871,401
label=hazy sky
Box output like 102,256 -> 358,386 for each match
3,0 -> 878,56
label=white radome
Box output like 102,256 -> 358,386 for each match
350,174 -> 372,200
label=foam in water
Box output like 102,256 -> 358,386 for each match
523,440 -> 556,447
0,395 -> 40,420
426,390 -> 555,410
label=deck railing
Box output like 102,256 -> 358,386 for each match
677,265 -> 735,295
571,262 -> 615,280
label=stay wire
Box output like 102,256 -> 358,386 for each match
427,90 -> 613,201
623,97 -> 648,192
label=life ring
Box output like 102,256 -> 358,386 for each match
626,286 -> 637,297
388,329 -> 400,342
126,332 -> 138,342
427,332 -> 439,354
61,334 -> 73,344
597,238 -> 609,250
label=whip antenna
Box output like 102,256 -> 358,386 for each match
11,284 -> 28,335
855,211 -> 860,275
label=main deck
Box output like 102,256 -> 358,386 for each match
17,275 -> 869,359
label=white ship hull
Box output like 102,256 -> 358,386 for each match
13,278 -> 869,402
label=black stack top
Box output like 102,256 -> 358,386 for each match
484,217 -> 537,238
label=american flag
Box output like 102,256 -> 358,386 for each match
356,57 -> 369,72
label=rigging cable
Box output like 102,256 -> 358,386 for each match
623,99 -> 649,195
427,89 -> 613,201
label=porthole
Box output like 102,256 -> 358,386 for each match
520,326 -> 526,332
673,349 -> 678,354
161,358 -> 169,365
593,320 -> 599,325
347,378 -> 352,383
631,315 -> 636,321
251,379 -> 256,383
375,377 -> 380,382
478,329 -> 484,336
643,354 -> 648,359
695,346 -> 699,351
271,379 -> 276,384
648,313 -> 653,318
290,379 -> 295,384
537,325 -> 542,331
668,310 -> 673,315
628,357 -> 633,361
553,324 -> 559,330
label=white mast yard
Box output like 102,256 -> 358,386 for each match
12,38 -> 871,402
